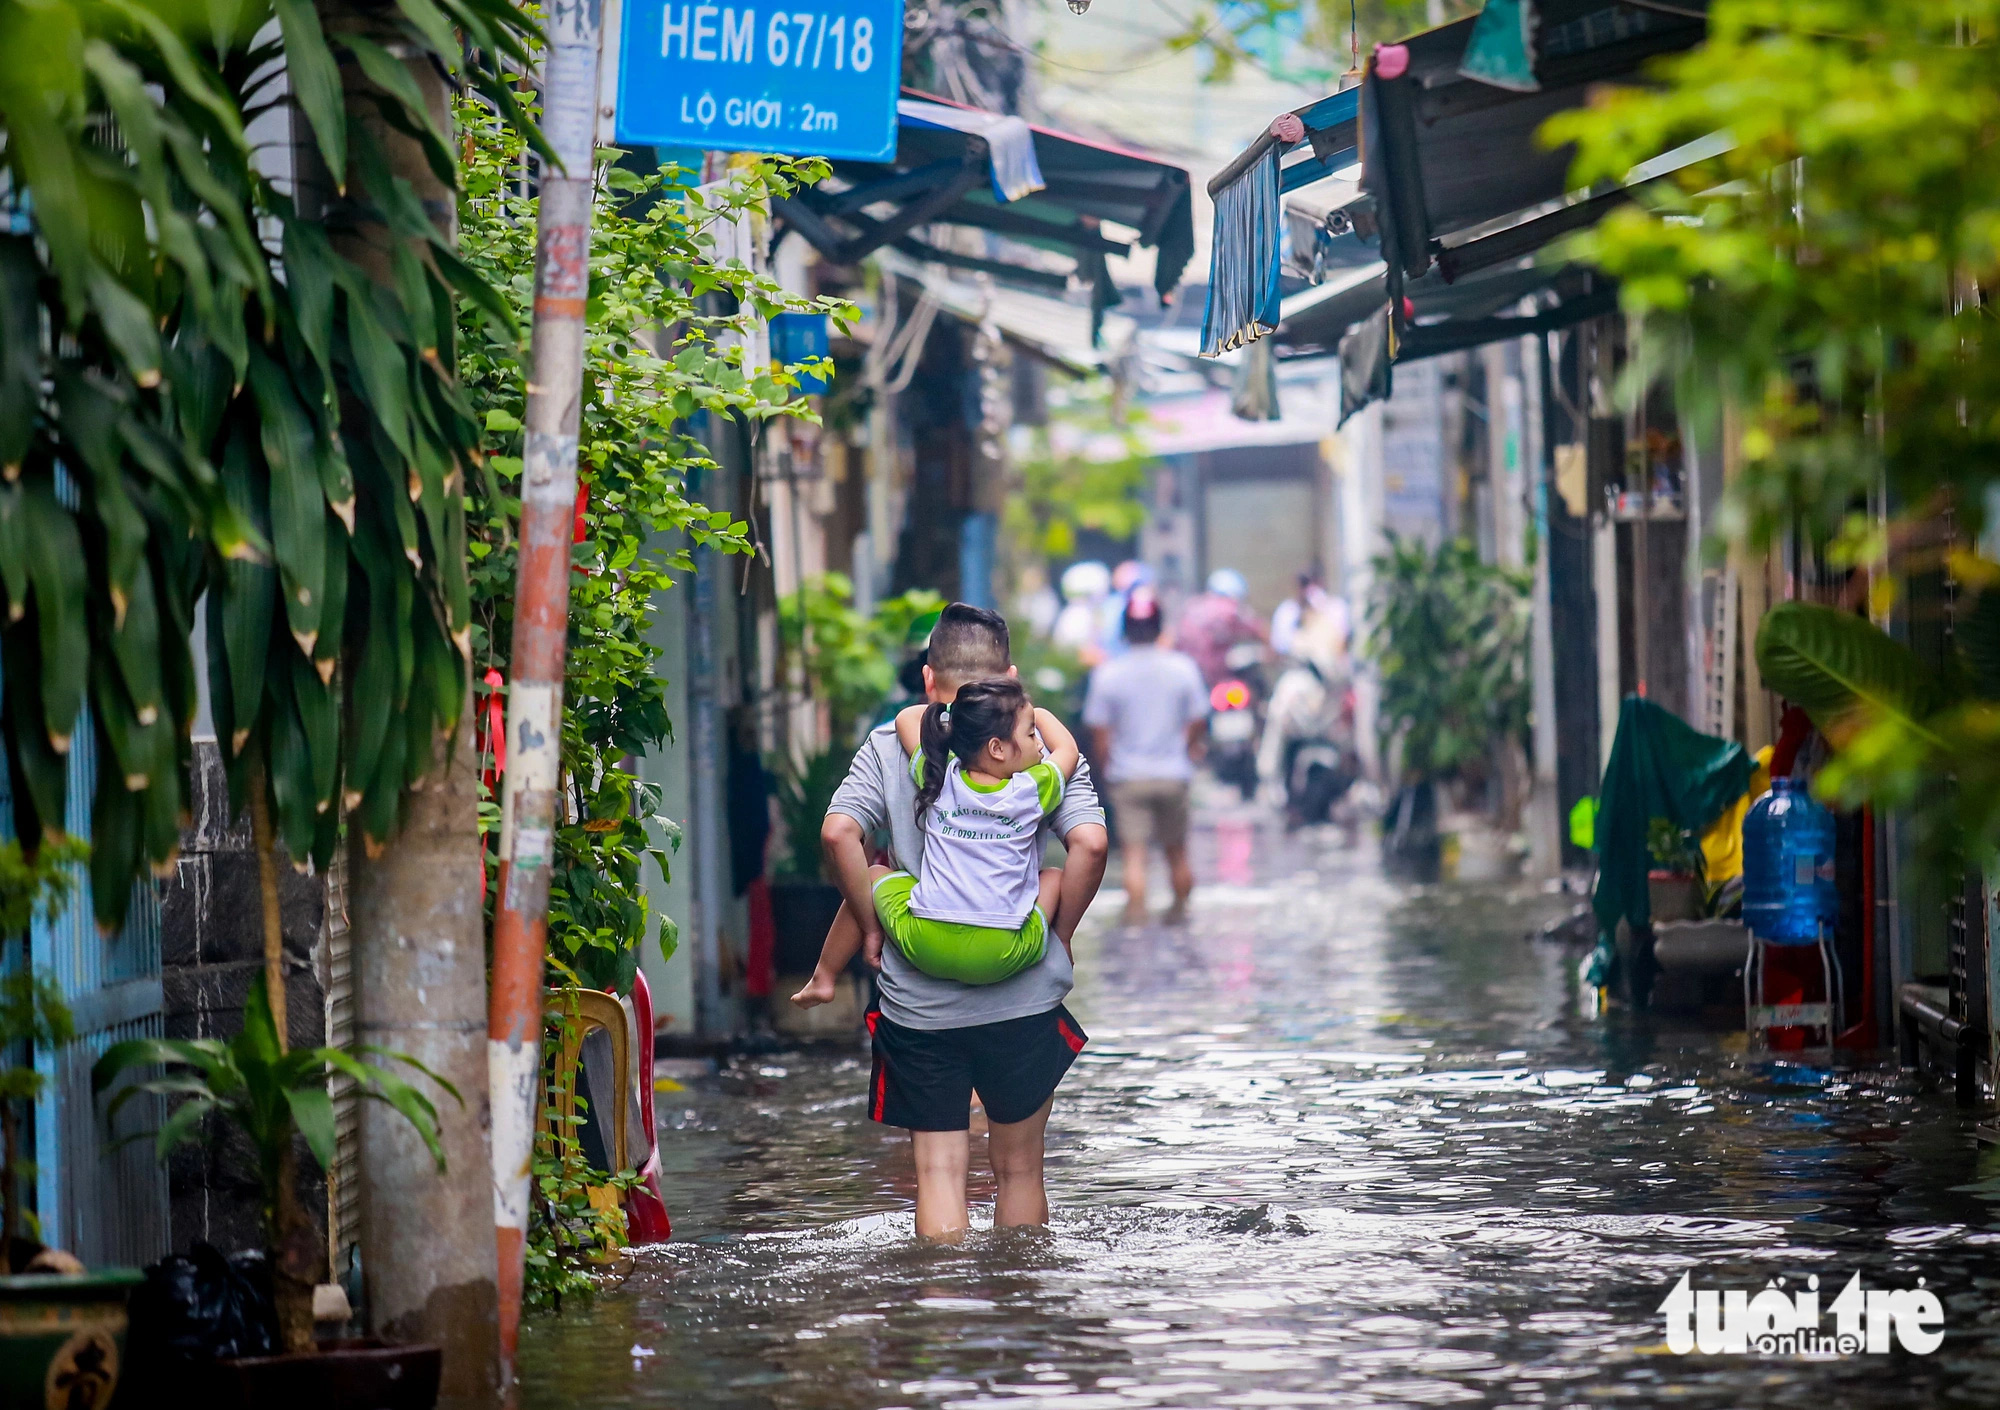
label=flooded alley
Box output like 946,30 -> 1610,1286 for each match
517,817 -> 2000,1409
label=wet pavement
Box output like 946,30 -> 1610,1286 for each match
518,810 -> 2000,1408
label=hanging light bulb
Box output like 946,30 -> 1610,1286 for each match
1067,0 -> 1090,13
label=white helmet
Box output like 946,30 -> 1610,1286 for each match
1060,560 -> 1112,603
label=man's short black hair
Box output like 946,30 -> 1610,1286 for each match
1124,607 -> 1162,645
927,602 -> 1011,683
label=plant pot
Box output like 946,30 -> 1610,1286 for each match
0,1269 -> 144,1410
1648,871 -> 1703,924
769,879 -> 845,975
209,1338 -> 441,1410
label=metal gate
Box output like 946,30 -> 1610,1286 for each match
0,710 -> 170,1268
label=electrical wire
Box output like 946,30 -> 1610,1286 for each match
954,19 -> 1221,76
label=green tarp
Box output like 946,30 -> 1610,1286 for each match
1587,696 -> 1753,990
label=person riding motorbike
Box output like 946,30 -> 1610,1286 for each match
1177,568 -> 1266,688
1257,609 -> 1357,828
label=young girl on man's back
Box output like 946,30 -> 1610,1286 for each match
792,678 -> 1080,1006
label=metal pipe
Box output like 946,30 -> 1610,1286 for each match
488,0 -> 603,1381
687,453 -> 727,1038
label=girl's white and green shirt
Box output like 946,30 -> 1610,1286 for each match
907,754 -> 1065,929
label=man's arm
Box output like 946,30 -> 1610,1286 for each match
820,813 -> 882,956
821,736 -> 890,961
1184,659 -> 1209,762
824,731 -> 888,835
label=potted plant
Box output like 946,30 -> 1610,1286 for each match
768,579 -> 942,975
1364,533 -> 1532,878
768,745 -> 855,975
0,836 -> 151,1409
91,973 -> 458,1404
1645,816 -> 1706,923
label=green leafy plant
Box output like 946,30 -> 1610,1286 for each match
0,0 -> 543,919
1365,532 -> 1532,795
771,746 -> 859,882
0,833 -> 87,1267
1545,0 -> 2000,556
769,579 -> 942,877
1755,596 -> 2000,868
92,974 -> 458,1352
548,773 -> 681,994
1004,378 -> 1151,566
456,87 -> 847,997
779,575 -> 941,747
1646,816 -> 1703,878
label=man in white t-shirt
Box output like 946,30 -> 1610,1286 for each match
1082,592 -> 1208,925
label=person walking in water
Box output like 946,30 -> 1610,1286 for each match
1082,592 -> 1207,926
814,604 -> 1109,1240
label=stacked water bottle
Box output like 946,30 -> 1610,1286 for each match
1740,776 -> 1840,1046
1742,777 -> 1838,943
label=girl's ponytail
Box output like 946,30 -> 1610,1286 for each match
911,678 -> 1032,824
914,701 -> 952,821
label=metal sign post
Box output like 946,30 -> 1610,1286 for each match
489,0 -> 605,1383
613,0 -> 904,160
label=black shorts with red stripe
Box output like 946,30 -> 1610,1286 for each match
865,1002 -> 1089,1132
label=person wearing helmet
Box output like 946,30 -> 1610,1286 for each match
1176,568 -> 1267,687
1098,559 -> 1154,658
1050,560 -> 1113,667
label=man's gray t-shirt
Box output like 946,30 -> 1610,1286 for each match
826,723 -> 1105,1030
1081,645 -> 1208,782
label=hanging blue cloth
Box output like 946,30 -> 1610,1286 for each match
1199,145 -> 1283,357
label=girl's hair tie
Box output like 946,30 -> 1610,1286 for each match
938,706 -> 952,727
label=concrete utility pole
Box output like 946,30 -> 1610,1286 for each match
488,0 -> 604,1382
324,11 -> 500,1402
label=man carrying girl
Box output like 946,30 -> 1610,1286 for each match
802,604 -> 1109,1240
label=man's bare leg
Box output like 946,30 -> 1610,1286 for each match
911,1129 -> 970,1241
1121,842 -> 1150,925
792,865 -> 894,1007
1163,843 -> 1195,925
988,1095 -> 1054,1227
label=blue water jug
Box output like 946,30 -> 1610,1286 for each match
1741,776 -> 1837,943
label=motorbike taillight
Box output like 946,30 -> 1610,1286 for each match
1210,679 -> 1252,712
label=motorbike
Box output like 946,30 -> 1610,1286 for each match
1266,670 -> 1358,828
1282,732 -> 1358,826
1208,676 -> 1262,800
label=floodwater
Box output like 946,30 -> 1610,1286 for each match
518,810 -> 2000,1408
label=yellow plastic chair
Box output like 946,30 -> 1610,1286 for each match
543,989 -> 633,1233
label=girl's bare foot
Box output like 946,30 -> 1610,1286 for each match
791,965 -> 840,1009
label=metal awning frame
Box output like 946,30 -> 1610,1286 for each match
775,89 -> 1195,320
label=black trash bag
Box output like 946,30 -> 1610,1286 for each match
119,1241 -> 279,1384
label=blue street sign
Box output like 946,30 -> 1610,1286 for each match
769,312 -> 830,393
615,1 -> 904,161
